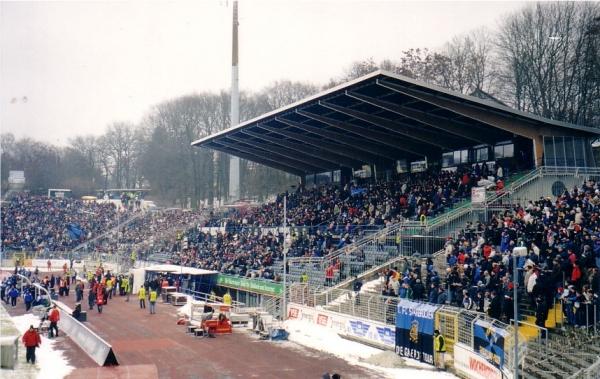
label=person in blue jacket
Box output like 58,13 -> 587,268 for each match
8,286 -> 19,307
24,290 -> 33,311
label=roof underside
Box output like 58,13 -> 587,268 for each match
192,70 -> 599,176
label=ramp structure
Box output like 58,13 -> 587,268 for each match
54,301 -> 118,366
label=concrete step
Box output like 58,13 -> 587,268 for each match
519,368 -> 539,379
526,357 -> 569,378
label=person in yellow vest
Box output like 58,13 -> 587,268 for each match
149,289 -> 157,314
419,213 -> 427,227
223,291 -> 232,305
138,286 -> 146,309
106,277 -> 113,300
123,276 -> 133,302
122,276 -> 130,302
434,329 -> 446,369
130,251 -> 137,265
300,272 -> 308,283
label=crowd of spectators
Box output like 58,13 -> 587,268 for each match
413,181 -> 600,328
1,194 -> 134,252
132,166 -> 495,279
2,163 -> 503,286
86,208 -> 206,256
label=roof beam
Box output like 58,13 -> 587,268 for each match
215,139 -> 322,173
376,79 -> 558,139
346,90 -> 489,144
242,130 -> 363,168
206,142 -> 305,176
273,117 -> 403,161
225,134 -> 336,171
296,109 -> 431,157
257,124 -> 383,164
319,100 -> 460,150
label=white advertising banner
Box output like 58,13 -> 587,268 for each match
471,186 -> 487,204
454,343 -> 503,379
287,303 -> 395,348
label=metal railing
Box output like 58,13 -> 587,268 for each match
288,281 -> 530,375
181,288 -> 245,313
569,356 -> 600,379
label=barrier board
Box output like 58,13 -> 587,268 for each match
454,343 -> 502,379
287,303 -> 395,348
54,301 -> 118,366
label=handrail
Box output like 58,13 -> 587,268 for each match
16,273 -> 54,308
181,288 -> 244,308
287,221 -> 406,264
319,254 -> 410,296
72,211 -> 145,253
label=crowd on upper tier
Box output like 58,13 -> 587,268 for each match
380,181 -> 600,327
1,194 -> 135,252
85,208 -> 206,256
132,164 -> 505,278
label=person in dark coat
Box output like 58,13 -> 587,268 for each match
535,296 -> 548,328
353,278 -> 363,305
88,288 -> 96,310
488,291 -> 502,320
475,291 -> 485,313
412,279 -> 425,300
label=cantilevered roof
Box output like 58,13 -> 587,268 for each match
192,70 -> 600,176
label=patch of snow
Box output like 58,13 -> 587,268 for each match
321,278 -> 383,308
176,296 -> 193,318
9,313 -> 74,379
282,319 -> 456,379
361,277 -> 383,293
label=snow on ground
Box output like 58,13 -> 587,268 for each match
325,277 -> 382,307
176,296 -> 193,318
283,318 -> 456,379
6,313 -> 74,379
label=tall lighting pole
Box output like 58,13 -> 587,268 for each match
228,0 -> 240,203
282,193 -> 288,321
513,246 -> 527,379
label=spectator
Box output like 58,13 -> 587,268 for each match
48,305 -> 60,338
22,325 -> 41,364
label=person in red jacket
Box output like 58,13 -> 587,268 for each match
48,305 -> 60,338
22,325 -> 41,364
571,263 -> 582,287
96,287 -> 104,313
325,264 -> 334,286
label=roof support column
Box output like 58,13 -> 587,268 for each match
533,134 -> 544,168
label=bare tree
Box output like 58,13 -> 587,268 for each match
496,2 -> 600,125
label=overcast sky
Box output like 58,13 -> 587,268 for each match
0,0 -> 527,146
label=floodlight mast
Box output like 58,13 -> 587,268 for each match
229,0 -> 240,203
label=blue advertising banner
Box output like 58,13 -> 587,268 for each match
395,300 -> 439,365
473,320 -> 507,368
348,320 -> 370,338
346,319 -> 396,348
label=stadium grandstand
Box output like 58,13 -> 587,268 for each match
3,70 -> 600,379
187,70 -> 600,378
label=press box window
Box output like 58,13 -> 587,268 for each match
474,146 -> 489,162
453,149 -> 469,164
494,143 -> 514,159
442,152 -> 454,168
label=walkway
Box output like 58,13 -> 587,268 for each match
24,287 -> 375,379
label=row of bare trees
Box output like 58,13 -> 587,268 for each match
2,2 -> 599,207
